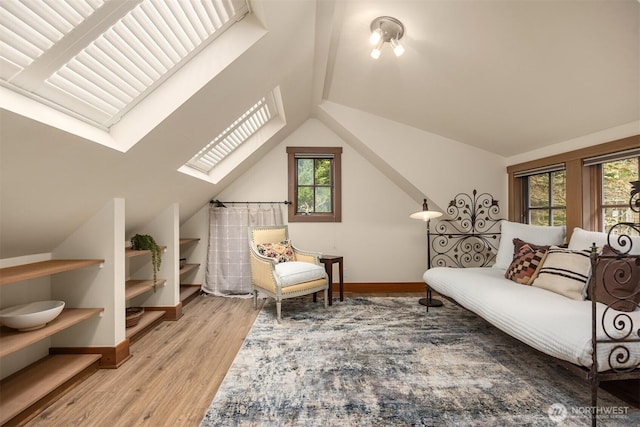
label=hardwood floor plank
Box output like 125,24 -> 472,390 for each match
24,296 -> 262,427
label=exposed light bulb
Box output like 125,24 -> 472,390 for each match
391,38 -> 405,56
369,28 -> 382,45
370,39 -> 384,59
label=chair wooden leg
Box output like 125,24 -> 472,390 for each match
324,288 -> 328,308
276,299 -> 282,323
253,290 -> 258,310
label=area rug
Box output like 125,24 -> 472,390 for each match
200,297 -> 639,426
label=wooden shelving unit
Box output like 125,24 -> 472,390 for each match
0,259 -> 103,286
179,239 -> 201,306
125,279 -> 167,300
125,310 -> 165,342
125,246 -> 167,258
0,353 -> 101,426
125,243 -> 167,341
0,308 -> 104,358
0,258 -> 105,426
179,263 -> 199,276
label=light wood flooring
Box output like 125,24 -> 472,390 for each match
23,292 -> 422,427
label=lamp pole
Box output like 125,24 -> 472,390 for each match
409,198 -> 443,311
418,217 -> 443,310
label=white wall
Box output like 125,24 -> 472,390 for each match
506,120 -> 640,165
215,118 -> 506,283
317,101 -> 508,211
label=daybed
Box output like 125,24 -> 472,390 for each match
422,189 -> 640,425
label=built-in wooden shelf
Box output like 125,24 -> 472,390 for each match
0,259 -> 104,286
0,353 -> 101,426
180,284 -> 201,305
125,246 -> 167,258
0,308 -> 104,358
126,310 -> 165,342
179,238 -> 200,246
125,279 -> 167,300
179,263 -> 199,276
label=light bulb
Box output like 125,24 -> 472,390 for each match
370,39 -> 384,59
369,28 -> 382,45
391,38 -> 405,56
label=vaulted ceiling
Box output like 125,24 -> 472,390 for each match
1,0 -> 638,257
319,0 -> 639,156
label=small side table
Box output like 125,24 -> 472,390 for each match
320,255 -> 344,305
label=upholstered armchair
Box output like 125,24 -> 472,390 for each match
248,225 -> 328,322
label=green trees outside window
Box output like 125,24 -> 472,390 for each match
287,147 -> 342,222
601,157 -> 639,232
296,158 -> 333,214
525,170 -> 566,226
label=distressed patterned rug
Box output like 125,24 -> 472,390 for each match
200,297 -> 639,426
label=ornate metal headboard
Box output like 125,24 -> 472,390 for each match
428,189 -> 502,268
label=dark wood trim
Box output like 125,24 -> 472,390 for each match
507,135 -> 639,175
50,339 -> 131,369
565,158 -> 583,241
507,135 -> 640,231
286,146 -> 343,222
145,303 -> 182,321
343,282 -> 425,293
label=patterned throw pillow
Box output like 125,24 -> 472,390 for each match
256,240 -> 295,263
531,246 -> 592,300
505,242 -> 548,285
590,245 -> 640,312
513,238 -> 550,255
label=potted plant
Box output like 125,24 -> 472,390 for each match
130,234 -> 162,289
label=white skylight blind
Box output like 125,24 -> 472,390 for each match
0,0 -> 104,80
0,0 -> 248,127
187,94 -> 276,173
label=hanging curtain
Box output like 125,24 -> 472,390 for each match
202,204 -> 283,297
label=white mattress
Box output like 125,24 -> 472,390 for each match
424,267 -> 640,372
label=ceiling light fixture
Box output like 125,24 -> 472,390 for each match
369,16 -> 405,59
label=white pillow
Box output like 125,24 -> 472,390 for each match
568,227 -> 607,251
494,220 -> 566,269
569,227 -> 640,255
275,261 -> 326,288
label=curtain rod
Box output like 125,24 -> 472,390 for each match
209,199 -> 292,207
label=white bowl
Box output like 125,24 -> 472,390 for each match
0,300 -> 65,331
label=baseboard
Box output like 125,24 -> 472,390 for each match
341,282 -> 425,293
145,302 -> 183,321
50,338 -> 131,369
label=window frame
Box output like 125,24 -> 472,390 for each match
507,135 -> 639,241
592,156 -> 640,232
286,146 -> 342,223
522,169 -> 567,226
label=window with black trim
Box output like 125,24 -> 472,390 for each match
287,147 -> 342,222
589,155 -> 639,232
522,169 -> 566,226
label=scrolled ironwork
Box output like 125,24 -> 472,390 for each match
605,345 -> 637,373
600,307 -> 636,341
591,179 -> 640,377
429,190 -> 502,268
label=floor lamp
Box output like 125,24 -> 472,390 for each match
410,198 -> 443,309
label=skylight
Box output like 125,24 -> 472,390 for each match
0,0 -> 248,128
186,92 -> 277,173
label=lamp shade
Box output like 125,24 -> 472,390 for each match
410,210 -> 442,221
409,198 -> 442,221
